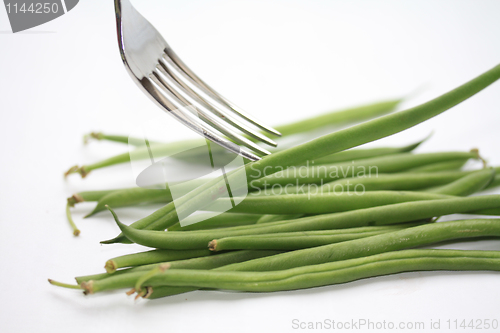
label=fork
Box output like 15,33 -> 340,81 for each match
114,0 -> 281,161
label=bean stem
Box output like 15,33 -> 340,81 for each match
48,279 -> 82,290
65,203 -> 80,236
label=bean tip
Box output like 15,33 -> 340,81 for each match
142,286 -> 154,299
81,281 -> 94,295
470,148 -> 488,168
100,236 -> 123,245
104,260 -> 117,274
83,132 -> 103,144
64,165 -> 79,178
79,167 -> 90,178
208,240 -> 218,252
64,165 -> 89,179
158,263 -> 171,272
67,194 -> 84,207
105,206 -> 121,226
134,290 -> 146,301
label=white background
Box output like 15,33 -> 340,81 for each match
1,1 -> 500,332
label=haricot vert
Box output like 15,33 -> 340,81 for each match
49,64 -> 500,302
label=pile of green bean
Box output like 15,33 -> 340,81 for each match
51,64 -> 500,301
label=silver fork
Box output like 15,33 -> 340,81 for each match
114,0 -> 281,161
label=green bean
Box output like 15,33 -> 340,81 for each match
211,191 -> 451,215
76,164 -> 491,224
82,132 -> 153,146
147,248 -> 500,299
224,223 -> 423,237
257,167 -> 499,196
81,249 -> 500,294
320,169 -> 479,193
484,174 -> 500,190
217,219 -> 500,272
67,190 -> 118,206
274,99 -> 401,136
109,196 -> 500,250
166,250 -> 282,269
425,168 -> 495,196
249,152 -> 477,189
407,160 -> 468,172
102,63 -> 500,244
134,264 -> 170,296
80,250 -> 285,293
86,178 -> 213,217
145,256 -> 500,294
256,214 -> 304,224
312,136 -> 428,165
66,189 -> 122,235
209,224 -> 423,251
104,249 -> 212,273
65,139 -> 202,178
168,213 -> 261,231
477,167 -> 500,192
254,169 -> 474,195
147,286 -> 198,299
76,271 -> 122,284
83,132 -> 119,144
75,250 -> 282,284
86,188 -> 173,217
253,185 -> 312,196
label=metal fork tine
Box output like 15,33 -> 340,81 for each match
153,66 -> 272,156
143,75 -> 261,161
159,54 -> 279,147
116,0 -> 278,161
160,51 -> 282,138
